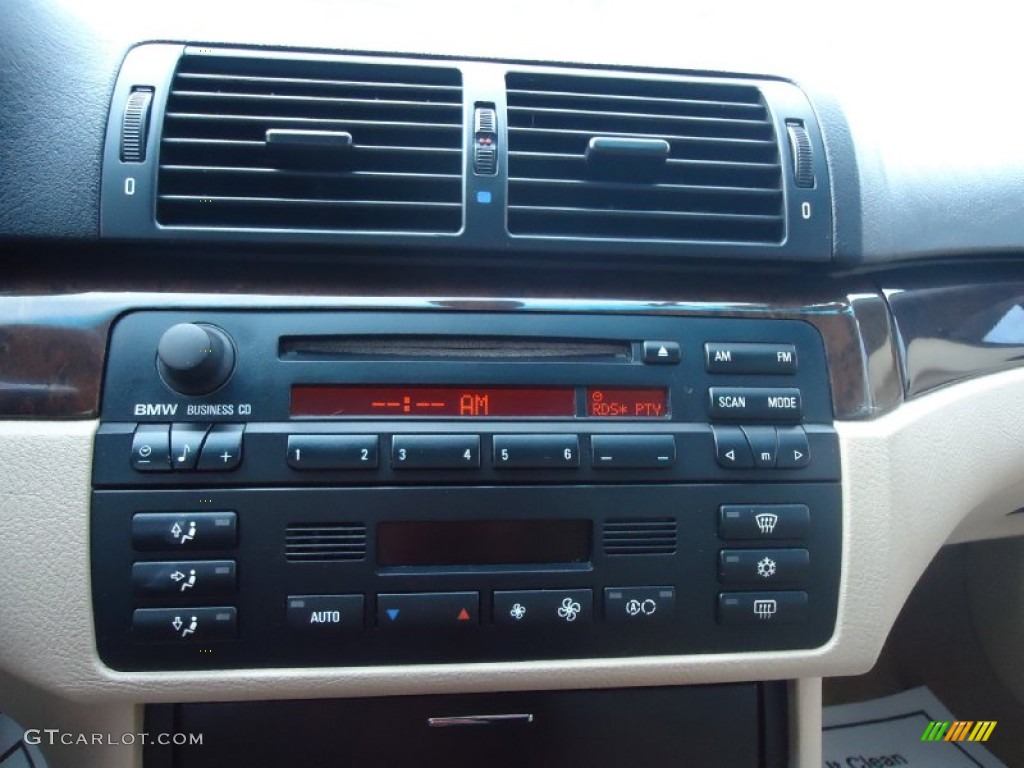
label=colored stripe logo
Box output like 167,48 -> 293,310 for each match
921,720 -> 996,742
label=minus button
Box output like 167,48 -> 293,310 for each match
590,435 -> 676,469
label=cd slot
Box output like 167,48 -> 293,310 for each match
279,336 -> 632,363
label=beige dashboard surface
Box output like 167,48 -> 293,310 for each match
3,367 -> 1024,707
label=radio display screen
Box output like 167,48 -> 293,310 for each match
585,388 -> 669,418
291,385 -> 668,418
377,520 -> 592,567
291,385 -> 575,418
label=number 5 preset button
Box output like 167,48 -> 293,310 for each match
287,435 -> 379,470
492,435 -> 580,469
391,435 -> 480,469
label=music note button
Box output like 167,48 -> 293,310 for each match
170,423 -> 210,471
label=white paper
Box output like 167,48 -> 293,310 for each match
822,686 -> 1006,768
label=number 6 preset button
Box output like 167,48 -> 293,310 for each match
492,434 -> 580,469
287,435 -> 379,470
391,435 -> 481,469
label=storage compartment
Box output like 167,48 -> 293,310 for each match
147,683 -> 786,767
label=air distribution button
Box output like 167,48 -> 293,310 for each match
156,323 -> 236,395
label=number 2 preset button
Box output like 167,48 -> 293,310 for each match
493,434 -> 580,469
392,435 -> 481,469
287,435 -> 378,470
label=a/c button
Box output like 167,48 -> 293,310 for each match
604,586 -> 676,623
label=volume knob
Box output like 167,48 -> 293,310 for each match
156,323 -> 236,395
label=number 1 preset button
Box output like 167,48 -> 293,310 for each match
391,435 -> 481,469
287,435 -> 379,470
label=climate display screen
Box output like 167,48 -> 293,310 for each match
378,520 -> 593,567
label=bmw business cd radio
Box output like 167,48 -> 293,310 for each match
91,310 -> 841,671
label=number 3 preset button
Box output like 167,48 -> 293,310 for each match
287,435 -> 378,470
392,435 -> 480,469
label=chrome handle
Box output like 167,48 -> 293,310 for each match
427,713 -> 534,728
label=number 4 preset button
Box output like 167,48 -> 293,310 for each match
392,435 -> 480,469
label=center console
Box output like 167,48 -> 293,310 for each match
91,309 -> 841,670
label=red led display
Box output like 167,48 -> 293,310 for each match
586,388 -> 669,418
291,385 -> 577,418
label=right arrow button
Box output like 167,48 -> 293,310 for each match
776,427 -> 811,469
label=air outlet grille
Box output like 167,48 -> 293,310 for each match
602,518 -> 678,556
286,523 -> 367,562
157,52 -> 464,233
505,72 -> 784,243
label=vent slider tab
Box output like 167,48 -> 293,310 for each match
586,136 -> 669,162
265,129 -> 355,150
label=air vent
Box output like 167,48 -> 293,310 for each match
157,51 -> 464,233
506,72 -> 784,243
286,523 -> 367,562
602,518 -> 678,556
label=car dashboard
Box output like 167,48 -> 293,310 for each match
1,2 -> 1024,767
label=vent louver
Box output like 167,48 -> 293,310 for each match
285,523 -> 367,562
602,519 -> 678,556
506,72 -> 784,244
157,52 -> 464,233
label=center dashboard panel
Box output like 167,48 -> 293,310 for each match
91,310 -> 842,671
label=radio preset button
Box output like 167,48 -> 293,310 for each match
717,591 -> 808,625
641,340 -> 681,364
493,589 -> 593,626
705,342 -> 798,374
591,435 -> 676,469
133,606 -> 238,643
776,426 -> 811,469
741,426 -> 778,469
604,586 -> 676,623
287,434 -> 378,470
391,435 -> 480,470
197,424 -> 244,471
718,548 -> 810,585
287,594 -> 364,634
708,388 -> 803,422
132,511 -> 238,551
131,424 -> 171,472
132,560 -> 237,598
493,434 -> 580,469
169,422 -> 210,470
719,504 -> 811,540
377,592 -> 479,628
713,426 -> 754,469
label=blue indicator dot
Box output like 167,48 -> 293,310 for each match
386,608 -> 400,621
476,190 -> 492,204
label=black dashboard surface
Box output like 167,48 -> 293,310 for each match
1,0 -> 1022,264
